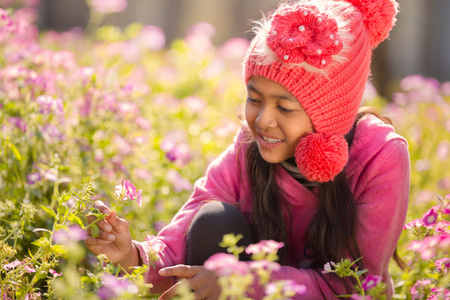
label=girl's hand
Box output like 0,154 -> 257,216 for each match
84,201 -> 138,270
158,265 -> 221,300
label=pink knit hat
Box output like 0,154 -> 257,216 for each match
244,0 -> 398,182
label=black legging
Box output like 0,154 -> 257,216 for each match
186,201 -> 253,265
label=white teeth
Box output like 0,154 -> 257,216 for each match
262,136 -> 282,143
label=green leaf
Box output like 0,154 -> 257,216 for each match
356,269 -> 369,277
51,244 -> 68,255
7,142 -> 22,161
91,224 -> 99,238
32,237 -> 50,247
69,214 -> 84,227
40,205 -> 57,219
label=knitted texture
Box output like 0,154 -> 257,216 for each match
243,0 -> 398,182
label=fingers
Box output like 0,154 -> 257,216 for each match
159,266 -> 221,300
93,200 -> 111,215
158,281 -> 183,300
84,236 -> 111,247
159,265 -> 201,279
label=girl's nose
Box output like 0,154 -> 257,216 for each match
255,107 -> 277,129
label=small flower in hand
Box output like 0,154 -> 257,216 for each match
115,180 -> 143,207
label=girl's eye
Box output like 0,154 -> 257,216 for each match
278,106 -> 293,113
246,97 -> 260,103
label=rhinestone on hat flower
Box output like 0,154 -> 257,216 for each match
266,5 -> 343,69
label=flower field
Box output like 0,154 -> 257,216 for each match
1,1 -> 449,299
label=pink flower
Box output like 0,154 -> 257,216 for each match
24,265 -> 36,273
362,275 -> 382,291
35,95 -> 64,115
49,269 -> 62,277
411,279 -> 432,300
404,218 -> 425,230
265,280 -> 307,297
435,257 -> 450,271
97,273 -> 138,299
245,240 -> 284,255
115,180 -> 143,207
135,116 -> 151,130
423,206 -> 439,226
137,25 -> 165,51
27,172 -> 42,185
408,234 -> 450,260
182,96 -> 207,113
4,259 -> 22,269
167,169 -> 192,193
53,225 -> 87,244
204,253 -> 249,276
249,259 -> 281,272
266,4 -> 343,68
322,261 -> 335,274
144,235 -> 166,260
8,116 -> 27,132
91,0 -> 127,14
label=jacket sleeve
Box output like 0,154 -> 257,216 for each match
133,128 -> 249,293
250,136 -> 410,299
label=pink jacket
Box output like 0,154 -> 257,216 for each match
134,114 -> 410,299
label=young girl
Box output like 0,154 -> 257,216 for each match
85,0 -> 410,299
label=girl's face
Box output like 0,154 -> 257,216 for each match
245,76 -> 314,164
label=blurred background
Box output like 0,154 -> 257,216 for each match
36,0 -> 450,97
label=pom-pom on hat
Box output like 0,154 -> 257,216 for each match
244,0 -> 398,182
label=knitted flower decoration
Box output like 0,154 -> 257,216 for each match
266,5 -> 343,68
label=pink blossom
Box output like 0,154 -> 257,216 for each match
429,287 -> 450,300
435,257 -> 450,271
245,240 -> 284,255
265,280 -> 307,297
49,269 -> 62,277
249,259 -> 281,272
404,218 -> 425,230
91,0 -> 127,14
53,225 -> 87,244
35,95 -> 64,115
411,279 -> 432,300
322,261 -> 335,274
182,96 -> 207,113
204,253 -> 249,276
167,169 -> 192,192
422,206 -> 439,226
4,259 -> 22,269
24,265 -> 36,273
214,119 -> 239,138
134,168 -> 152,181
97,273 -> 138,299
408,234 -> 450,260
117,101 -> 139,115
144,235 -> 166,261
115,180 -> 142,207
27,172 -> 42,185
137,25 -> 165,51
135,116 -> 151,130
434,221 -> 450,234
8,116 -> 27,132
219,38 -> 250,60
362,275 -> 382,291
160,130 -> 193,167
41,124 -> 65,143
